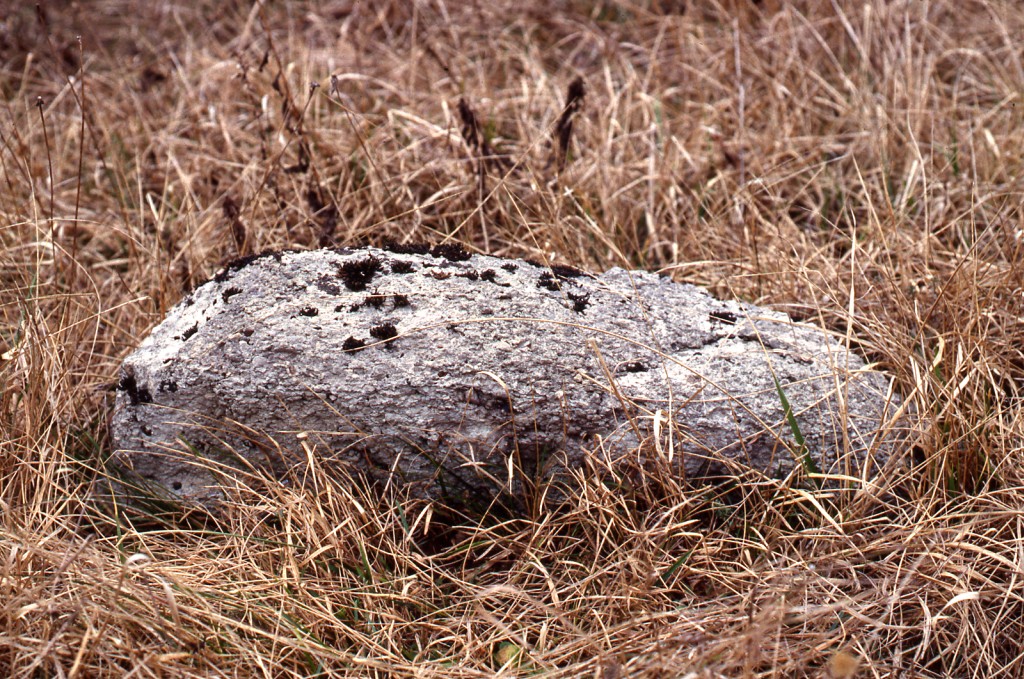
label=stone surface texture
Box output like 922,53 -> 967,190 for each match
110,245 -> 902,509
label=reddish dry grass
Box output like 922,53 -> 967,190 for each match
2,0 -> 1024,676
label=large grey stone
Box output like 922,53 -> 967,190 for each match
109,245 -> 903,510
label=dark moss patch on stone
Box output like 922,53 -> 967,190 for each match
299,306 -> 319,317
384,240 -> 431,255
222,287 -> 242,303
430,242 -> 472,262
364,292 -> 388,308
568,291 -> 590,313
393,294 -> 411,308
537,272 -> 561,291
342,337 -> 366,352
314,275 -> 341,295
118,367 -> 152,406
456,270 -> 479,281
337,255 -> 381,291
390,260 -> 416,274
214,250 -> 289,283
180,323 -> 199,341
527,260 -> 584,283
501,262 -> 518,272
550,264 -> 585,279
159,379 -> 178,393
370,322 -> 398,342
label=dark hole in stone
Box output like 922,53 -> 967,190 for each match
337,256 -> 381,291
221,287 -> 242,302
159,379 -> 178,393
342,337 -> 366,352
242,328 -> 255,337
468,389 -> 513,414
172,481 -> 182,491
710,310 -> 737,325
623,361 -> 648,373
299,306 -> 319,317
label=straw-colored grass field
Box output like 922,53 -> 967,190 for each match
2,1 -> 1023,676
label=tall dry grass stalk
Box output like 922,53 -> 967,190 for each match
2,0 -> 1023,676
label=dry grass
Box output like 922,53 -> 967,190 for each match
2,0 -> 1024,676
